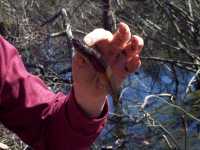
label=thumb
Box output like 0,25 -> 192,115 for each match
83,28 -> 113,47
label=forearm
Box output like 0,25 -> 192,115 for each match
0,36 -> 108,149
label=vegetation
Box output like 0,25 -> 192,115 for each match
0,0 -> 200,149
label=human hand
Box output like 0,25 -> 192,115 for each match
72,22 -> 144,117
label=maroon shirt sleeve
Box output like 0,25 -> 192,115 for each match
0,36 -> 108,150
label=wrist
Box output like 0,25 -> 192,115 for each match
73,88 -> 107,118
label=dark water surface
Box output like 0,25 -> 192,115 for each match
98,65 -> 200,149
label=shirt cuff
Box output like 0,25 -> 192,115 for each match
66,89 -> 108,136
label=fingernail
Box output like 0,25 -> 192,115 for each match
118,22 -> 129,34
133,35 -> 144,47
131,36 -> 144,53
118,22 -> 131,40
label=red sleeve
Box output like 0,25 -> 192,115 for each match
0,36 -> 108,150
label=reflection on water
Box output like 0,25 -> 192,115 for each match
98,65 -> 200,149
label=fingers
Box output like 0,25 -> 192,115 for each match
123,35 -> 143,73
123,35 -> 144,59
83,28 -> 113,63
81,23 -> 144,78
95,22 -> 133,64
111,22 -> 131,49
132,35 -> 144,53
125,55 -> 141,73
84,22 -> 131,49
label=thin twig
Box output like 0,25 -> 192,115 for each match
181,115 -> 188,150
162,134 -> 173,149
141,94 -> 200,123
142,110 -> 180,149
141,56 -> 200,67
186,69 -> 200,93
40,10 -> 61,26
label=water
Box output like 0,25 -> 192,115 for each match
97,64 -> 200,149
